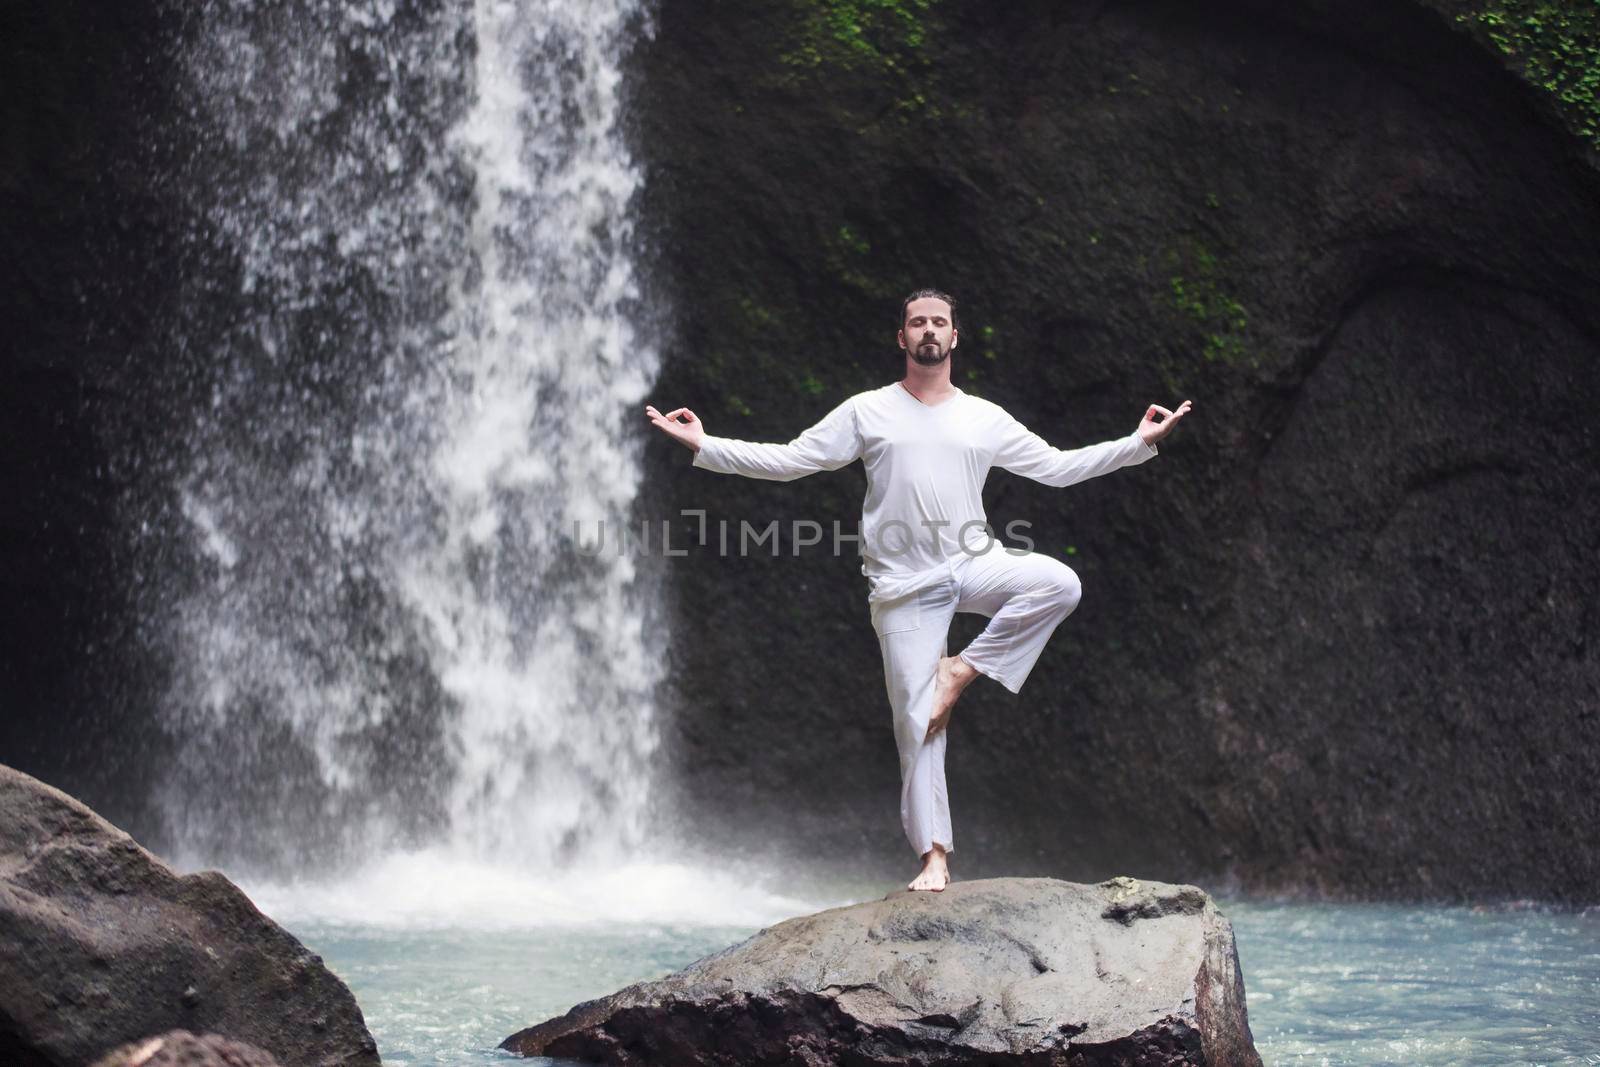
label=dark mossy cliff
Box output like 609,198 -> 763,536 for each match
631,0 -> 1600,901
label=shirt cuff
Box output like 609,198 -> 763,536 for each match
1134,431 -> 1158,460
691,436 -> 721,469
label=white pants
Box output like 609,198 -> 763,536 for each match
868,544 -> 1084,858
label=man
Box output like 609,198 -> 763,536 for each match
645,289 -> 1192,892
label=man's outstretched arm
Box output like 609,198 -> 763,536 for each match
994,400 -> 1193,488
644,396 -> 862,482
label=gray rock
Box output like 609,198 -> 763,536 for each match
503,875 -> 1261,1066
0,764 -> 379,1067
89,1030 -> 282,1067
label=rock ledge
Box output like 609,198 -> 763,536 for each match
504,875 -> 1260,1066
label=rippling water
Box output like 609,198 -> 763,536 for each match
243,855 -> 833,1066
241,864 -> 1600,1066
1229,898 -> 1600,1065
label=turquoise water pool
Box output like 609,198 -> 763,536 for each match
242,859 -> 1600,1066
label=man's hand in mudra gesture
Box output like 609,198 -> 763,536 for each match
1137,399 -> 1193,449
645,404 -> 705,452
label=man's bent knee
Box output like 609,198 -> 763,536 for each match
1046,564 -> 1082,616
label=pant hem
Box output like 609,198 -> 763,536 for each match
960,651 -> 1022,694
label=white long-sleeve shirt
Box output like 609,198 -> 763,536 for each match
691,382 -> 1158,602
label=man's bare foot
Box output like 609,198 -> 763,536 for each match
908,845 -> 950,891
925,654 -> 979,742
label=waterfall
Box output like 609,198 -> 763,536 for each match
153,0 -> 662,877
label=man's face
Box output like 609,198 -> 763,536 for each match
899,297 -> 958,367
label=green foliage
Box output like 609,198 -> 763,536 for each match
779,0 -> 944,117
1454,1 -> 1600,146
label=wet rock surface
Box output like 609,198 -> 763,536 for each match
0,764 -> 379,1067
89,1031 -> 283,1067
503,876 -> 1260,1066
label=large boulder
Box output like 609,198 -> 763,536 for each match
503,876 -> 1260,1066
89,1031 -> 282,1067
0,764 -> 379,1067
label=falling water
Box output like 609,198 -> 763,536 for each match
151,0 -> 663,879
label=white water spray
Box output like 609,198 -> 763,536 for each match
410,0 -> 660,863
157,0 -> 667,882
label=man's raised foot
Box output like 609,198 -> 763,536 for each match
925,654 -> 979,741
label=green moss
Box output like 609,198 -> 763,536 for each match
824,219 -> 894,297
801,372 -> 826,395
1161,240 -> 1254,371
739,296 -> 774,328
1449,1 -> 1600,147
783,0 -> 937,68
696,295 -> 787,418
836,225 -> 871,256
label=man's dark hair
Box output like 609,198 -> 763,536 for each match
900,288 -> 959,333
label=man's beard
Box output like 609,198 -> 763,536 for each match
910,339 -> 949,366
